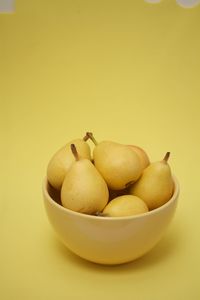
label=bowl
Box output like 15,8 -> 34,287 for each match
42,176 -> 179,265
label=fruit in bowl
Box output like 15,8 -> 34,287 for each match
47,134 -> 91,190
61,144 -> 109,214
43,132 -> 179,264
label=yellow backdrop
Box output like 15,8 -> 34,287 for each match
1,0 -> 200,299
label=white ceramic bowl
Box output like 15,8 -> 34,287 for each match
42,177 -> 179,265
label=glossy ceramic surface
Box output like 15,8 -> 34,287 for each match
43,177 -> 179,265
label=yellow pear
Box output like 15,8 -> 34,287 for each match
47,136 -> 91,190
129,152 -> 174,210
128,145 -> 150,170
103,195 -> 148,217
86,133 -> 143,190
61,144 -> 109,214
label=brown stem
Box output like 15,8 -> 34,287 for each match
70,144 -> 79,161
86,132 -> 98,146
163,152 -> 170,162
83,134 -> 89,141
125,180 -> 135,188
94,211 -> 109,217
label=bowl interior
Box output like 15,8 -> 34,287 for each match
44,175 -> 179,221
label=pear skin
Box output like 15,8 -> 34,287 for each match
61,144 -> 109,214
128,145 -> 150,170
92,140 -> 143,190
103,195 -> 148,217
129,152 -> 174,210
47,138 -> 91,190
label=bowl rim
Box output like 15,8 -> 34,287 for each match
42,175 -> 179,221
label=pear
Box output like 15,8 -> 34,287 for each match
47,135 -> 91,190
86,133 -> 143,190
61,144 -> 109,214
128,145 -> 150,170
129,152 -> 174,210
103,195 -> 148,217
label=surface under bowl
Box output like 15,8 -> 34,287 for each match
42,177 -> 179,265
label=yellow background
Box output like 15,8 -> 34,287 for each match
1,0 -> 200,299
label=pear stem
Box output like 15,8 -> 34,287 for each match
125,180 -> 135,188
95,211 -> 109,217
86,132 -> 98,146
163,152 -> 170,162
83,134 -> 89,141
71,144 -> 79,161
